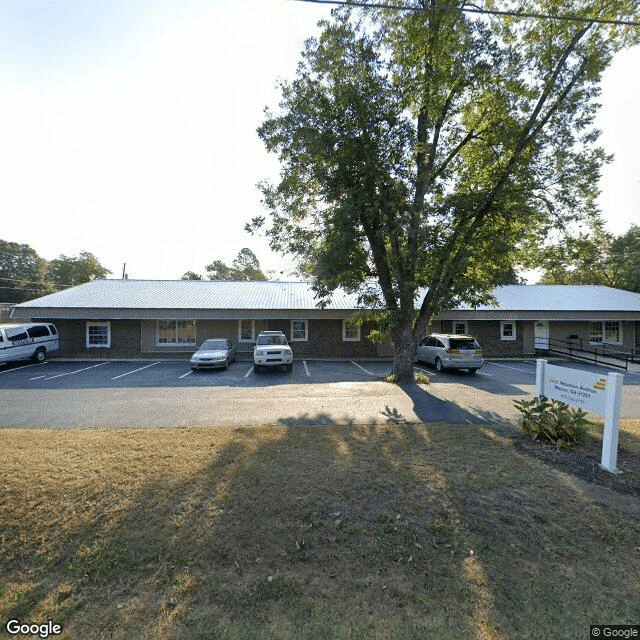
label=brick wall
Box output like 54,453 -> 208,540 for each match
467,320 -> 524,357
266,319 -> 379,359
36,318 -> 383,360
43,319 -> 143,359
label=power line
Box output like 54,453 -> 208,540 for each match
0,276 -> 73,287
291,0 -> 640,27
0,286 -> 62,293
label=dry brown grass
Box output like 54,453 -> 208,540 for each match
1,421 -> 639,640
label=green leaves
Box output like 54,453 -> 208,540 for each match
514,396 -> 593,450
255,0 -> 639,379
204,249 -> 268,282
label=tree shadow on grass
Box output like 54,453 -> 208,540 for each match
1,419 -> 639,639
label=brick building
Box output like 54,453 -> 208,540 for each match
9,280 -> 640,361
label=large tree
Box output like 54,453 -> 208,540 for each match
0,240 -> 48,303
537,222 -> 640,292
609,225 -> 640,292
250,1 -> 638,381
205,248 -> 268,281
46,251 -> 111,289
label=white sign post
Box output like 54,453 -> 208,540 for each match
536,359 -> 624,474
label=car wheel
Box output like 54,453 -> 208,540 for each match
191,367 -> 197,372
435,357 -> 444,373
286,363 -> 293,372
254,364 -> 261,373
468,368 -> 479,374
33,348 -> 46,363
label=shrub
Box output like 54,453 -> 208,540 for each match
385,372 -> 430,384
514,396 -> 593,450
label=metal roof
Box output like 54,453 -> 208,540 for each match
466,285 -> 640,312
11,280 -> 640,315
12,279 -> 361,311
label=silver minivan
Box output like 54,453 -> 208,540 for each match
416,333 -> 484,373
0,323 -> 60,364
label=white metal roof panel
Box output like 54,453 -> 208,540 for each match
12,281 -> 640,314
467,285 -> 640,312
13,279 -> 362,311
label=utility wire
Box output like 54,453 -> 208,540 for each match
292,0 -> 640,27
0,276 -> 74,288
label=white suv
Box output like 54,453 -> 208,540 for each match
253,331 -> 294,373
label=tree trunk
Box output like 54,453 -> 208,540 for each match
391,326 -> 418,384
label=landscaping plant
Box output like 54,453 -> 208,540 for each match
514,396 -> 593,450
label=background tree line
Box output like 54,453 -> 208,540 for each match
535,223 -> 640,292
0,240 -> 111,303
181,248 -> 268,281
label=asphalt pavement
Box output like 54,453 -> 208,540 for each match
1,358 -> 638,429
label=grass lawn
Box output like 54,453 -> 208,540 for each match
1,419 -> 639,640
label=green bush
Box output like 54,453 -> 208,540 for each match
514,396 -> 593,450
385,371 -> 430,384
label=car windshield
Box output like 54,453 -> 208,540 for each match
200,340 -> 227,351
257,335 -> 286,345
450,338 -> 480,350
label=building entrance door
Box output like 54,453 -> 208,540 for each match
534,321 -> 549,350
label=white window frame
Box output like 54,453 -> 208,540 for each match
238,319 -> 255,343
342,320 -> 361,342
500,321 -> 516,341
156,320 -> 196,346
589,320 -> 622,345
453,321 -> 468,335
86,321 -> 111,348
291,320 -> 308,341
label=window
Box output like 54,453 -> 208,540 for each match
87,321 -> 111,348
342,320 -> 361,341
590,321 -> 621,345
27,325 -> 50,338
291,320 -> 308,341
500,321 -> 516,341
157,320 -> 196,345
453,322 -> 468,335
238,319 -> 255,342
6,328 -> 28,342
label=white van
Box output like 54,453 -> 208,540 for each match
0,323 -> 60,364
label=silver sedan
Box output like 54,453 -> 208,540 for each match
190,339 -> 236,370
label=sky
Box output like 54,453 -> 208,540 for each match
1,0 -> 639,283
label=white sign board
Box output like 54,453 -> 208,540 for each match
542,364 -> 608,414
535,360 -> 624,474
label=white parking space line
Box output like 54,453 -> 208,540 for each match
44,362 -> 109,380
351,361 -> 375,376
485,361 -> 535,374
111,362 -> 160,380
414,366 -> 436,376
178,370 -> 193,379
244,366 -> 254,378
29,375 -> 47,380
303,360 -> 311,376
0,362 -> 47,375
476,371 -> 493,377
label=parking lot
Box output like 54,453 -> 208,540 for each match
1,357 -> 638,428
